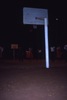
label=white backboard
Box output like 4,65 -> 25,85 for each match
23,7 -> 48,25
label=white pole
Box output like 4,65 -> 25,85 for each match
44,18 -> 49,68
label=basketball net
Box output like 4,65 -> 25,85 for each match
33,25 -> 37,29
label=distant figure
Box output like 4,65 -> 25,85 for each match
37,49 -> 42,59
26,48 -> 33,59
64,45 -> 67,61
18,45 -> 23,61
56,47 -> 62,60
50,46 -> 56,61
0,46 -> 4,59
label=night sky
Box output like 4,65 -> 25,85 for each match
0,0 -> 67,49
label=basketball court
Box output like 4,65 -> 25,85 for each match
0,61 -> 67,100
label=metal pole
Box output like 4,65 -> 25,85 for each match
44,18 -> 49,68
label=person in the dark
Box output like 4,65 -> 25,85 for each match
50,46 -> 56,61
64,45 -> 67,61
0,46 -> 4,60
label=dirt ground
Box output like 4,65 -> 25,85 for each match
0,60 -> 67,100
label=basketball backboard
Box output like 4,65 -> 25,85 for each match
23,7 -> 48,25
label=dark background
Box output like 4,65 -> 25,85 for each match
0,0 -> 67,59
